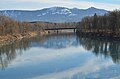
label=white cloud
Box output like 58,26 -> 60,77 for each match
30,57 -> 114,79
0,0 -> 120,10
10,46 -> 88,67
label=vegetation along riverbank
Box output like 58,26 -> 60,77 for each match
0,15 -> 77,46
76,10 -> 120,39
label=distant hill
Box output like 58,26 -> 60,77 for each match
0,7 -> 108,23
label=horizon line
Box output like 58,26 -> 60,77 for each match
0,6 -> 109,11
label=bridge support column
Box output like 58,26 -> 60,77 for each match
74,29 -> 76,32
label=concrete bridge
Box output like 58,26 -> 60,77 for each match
44,27 -> 77,33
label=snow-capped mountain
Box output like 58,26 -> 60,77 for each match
0,7 -> 108,22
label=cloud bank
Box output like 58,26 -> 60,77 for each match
0,0 -> 120,10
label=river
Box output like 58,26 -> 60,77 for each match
0,32 -> 120,79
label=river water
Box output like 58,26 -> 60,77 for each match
0,33 -> 120,79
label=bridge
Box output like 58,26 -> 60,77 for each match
44,27 -> 77,33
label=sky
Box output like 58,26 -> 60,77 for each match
0,0 -> 120,11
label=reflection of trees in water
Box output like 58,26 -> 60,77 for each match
0,33 -> 77,69
77,36 -> 120,64
1,33 -> 119,70
43,33 -> 78,49
0,36 -> 45,69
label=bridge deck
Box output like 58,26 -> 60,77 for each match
45,28 -> 76,30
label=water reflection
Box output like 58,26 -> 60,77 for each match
0,33 -> 120,79
0,33 -> 120,69
77,36 -> 120,64
0,33 -> 78,69
30,33 -> 79,49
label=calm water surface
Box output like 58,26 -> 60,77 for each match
0,33 -> 120,79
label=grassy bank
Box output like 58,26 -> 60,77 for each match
0,30 -> 63,47
0,31 -> 46,47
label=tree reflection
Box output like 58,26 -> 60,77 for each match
0,35 -> 45,69
0,33 -> 120,70
0,33 -> 77,69
77,35 -> 120,64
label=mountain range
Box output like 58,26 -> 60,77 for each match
0,7 -> 108,23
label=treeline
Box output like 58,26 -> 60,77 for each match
0,15 -> 77,36
0,15 -> 45,36
77,10 -> 120,37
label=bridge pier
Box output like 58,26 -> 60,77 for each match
74,29 -> 76,32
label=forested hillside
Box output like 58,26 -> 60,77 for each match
76,10 -> 120,38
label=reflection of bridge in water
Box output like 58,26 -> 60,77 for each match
45,27 -> 77,33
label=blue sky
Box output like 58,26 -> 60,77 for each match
0,0 -> 120,10
78,0 -> 120,4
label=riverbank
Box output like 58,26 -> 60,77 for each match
76,30 -> 120,41
0,29 -> 74,47
0,30 -> 64,47
0,31 -> 46,47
